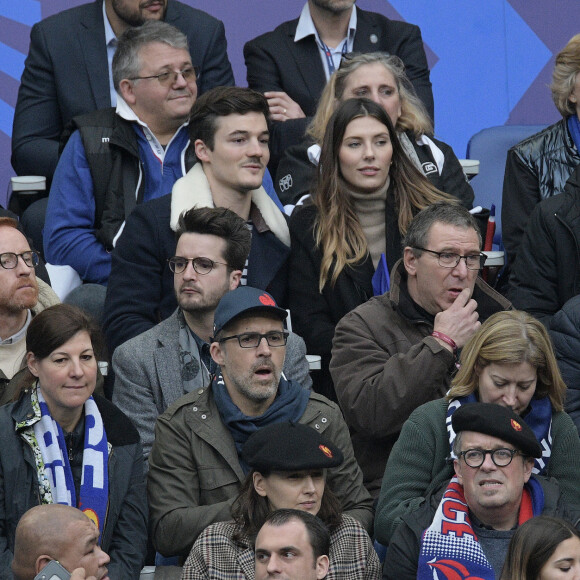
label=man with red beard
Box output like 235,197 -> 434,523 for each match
147,286 -> 373,560
0,218 -> 59,404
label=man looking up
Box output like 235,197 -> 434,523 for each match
147,286 -> 372,558
12,504 -> 110,580
0,218 -> 59,404
112,207 -> 310,463
331,202 -> 511,496
44,21 -> 197,289
384,403 -> 580,579
104,86 -> 291,355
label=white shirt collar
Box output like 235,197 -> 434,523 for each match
295,3 -> 357,43
102,0 -> 116,47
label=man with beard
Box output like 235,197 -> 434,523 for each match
0,218 -> 59,404
112,207 -> 311,465
12,0 -> 233,181
244,0 -> 433,173
147,285 -> 373,559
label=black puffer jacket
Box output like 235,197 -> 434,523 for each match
508,164 -> 580,328
550,294 -> 580,436
502,118 -> 580,270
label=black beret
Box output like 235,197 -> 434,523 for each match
242,422 -> 344,472
452,403 -> 542,458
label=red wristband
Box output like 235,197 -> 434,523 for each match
431,331 -> 457,354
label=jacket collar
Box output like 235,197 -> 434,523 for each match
170,164 -> 290,246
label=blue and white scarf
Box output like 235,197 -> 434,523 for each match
34,389 -> 109,539
446,394 -> 553,474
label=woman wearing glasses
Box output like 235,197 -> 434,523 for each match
182,422 -> 380,580
375,310 -> 580,546
0,304 -> 147,578
288,97 -> 452,400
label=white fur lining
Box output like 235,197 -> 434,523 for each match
170,164 -> 290,246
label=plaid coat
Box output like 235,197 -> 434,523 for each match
181,515 -> 381,579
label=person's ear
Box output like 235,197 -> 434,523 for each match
27,352 -> 39,378
229,270 -> 242,290
35,556 -> 52,575
253,472 -> 268,497
118,79 -> 137,105
454,459 -> 463,485
316,555 -> 330,579
523,457 -> 534,483
210,342 -> 225,366
403,247 -> 418,277
195,139 -> 211,163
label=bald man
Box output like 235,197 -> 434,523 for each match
12,505 -> 110,580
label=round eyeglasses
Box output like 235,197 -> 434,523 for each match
167,256 -> 228,275
0,251 -> 40,270
458,448 -> 521,468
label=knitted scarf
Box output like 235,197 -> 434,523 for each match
446,394 -> 553,474
212,372 -> 310,473
34,388 -> 109,540
417,476 -> 544,580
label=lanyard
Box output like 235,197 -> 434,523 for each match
316,35 -> 349,77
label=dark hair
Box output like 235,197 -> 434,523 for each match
26,304 -> 103,360
501,516 -> 580,580
175,207 -> 252,271
231,469 -> 342,541
258,509 -> 330,562
14,305 -> 103,398
112,21 -> 189,90
314,98 -> 451,290
402,200 -> 482,252
188,86 -> 269,150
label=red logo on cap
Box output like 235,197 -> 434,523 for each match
511,419 -> 522,431
319,445 -> 333,458
259,294 -> 276,306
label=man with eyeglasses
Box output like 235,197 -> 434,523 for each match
385,403 -> 580,580
44,22 -> 198,303
103,86 -> 290,355
12,0 -> 233,182
0,218 -> 59,405
330,202 -> 511,497
147,285 -> 373,560
111,207 -> 310,464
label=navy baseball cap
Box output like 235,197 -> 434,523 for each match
213,286 -> 287,337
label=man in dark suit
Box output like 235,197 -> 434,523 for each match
244,0 -> 433,170
11,0 -> 234,181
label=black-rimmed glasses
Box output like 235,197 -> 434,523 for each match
458,448 -> 521,468
167,256 -> 228,275
129,66 -> 197,87
218,331 -> 289,349
0,251 -> 40,270
412,247 -> 486,271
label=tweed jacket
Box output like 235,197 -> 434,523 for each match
147,385 -> 374,558
182,515 -> 380,580
112,308 -> 312,464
